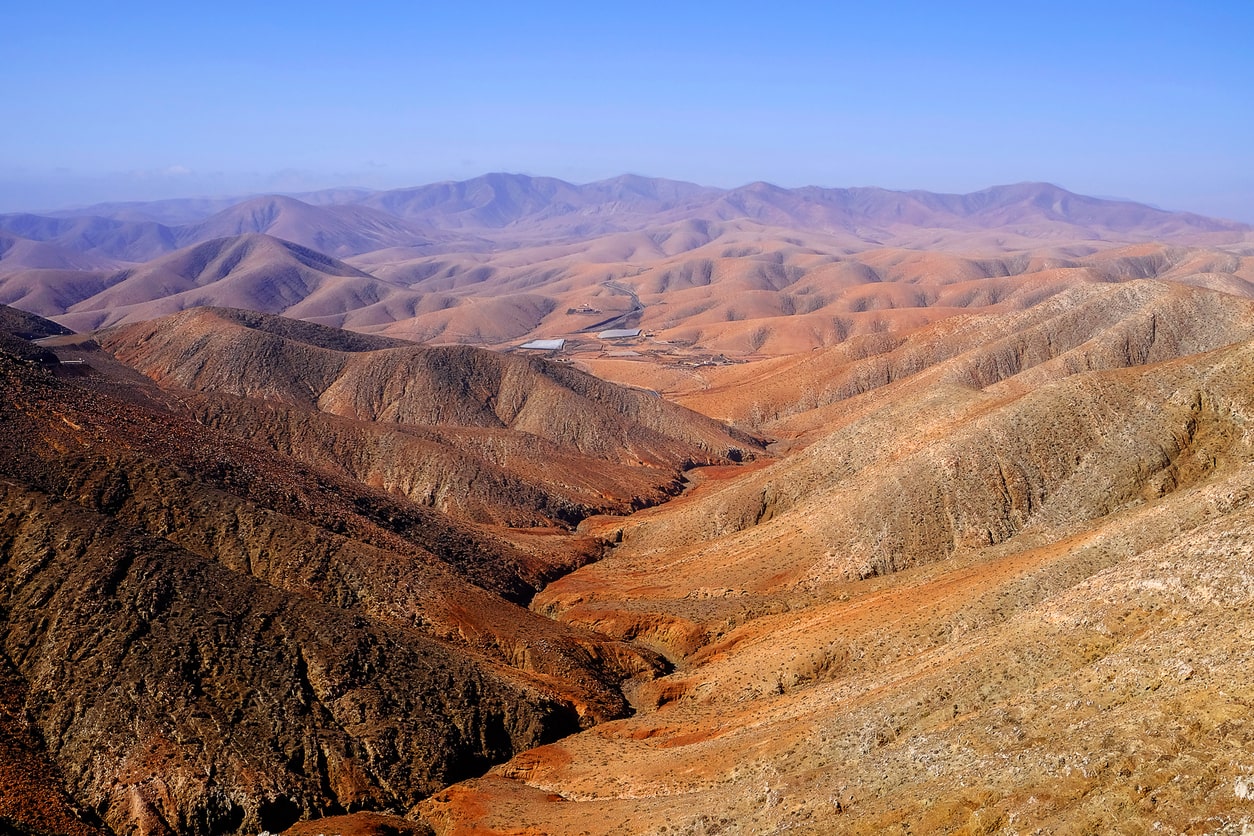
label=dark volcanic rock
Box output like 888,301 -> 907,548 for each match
0,303 -> 74,341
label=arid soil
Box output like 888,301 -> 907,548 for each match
3,177 -> 1254,835
412,280 -> 1254,835
0,307 -> 753,836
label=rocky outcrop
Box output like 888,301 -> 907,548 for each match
0,482 -> 582,835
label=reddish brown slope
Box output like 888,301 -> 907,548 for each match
96,308 -> 760,525
413,283 -> 1254,835
548,281 -> 1254,597
0,310 -> 717,836
675,278 -> 1254,428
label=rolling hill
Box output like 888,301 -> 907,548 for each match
5,175 -> 1254,835
1,176 -> 1249,356
94,306 -> 759,524
0,302 -> 759,836
47,234 -> 427,332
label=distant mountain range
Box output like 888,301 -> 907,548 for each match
0,174 -> 1250,346
16,173 -> 1251,248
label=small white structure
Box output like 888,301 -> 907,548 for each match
597,328 -> 642,340
519,338 -> 566,351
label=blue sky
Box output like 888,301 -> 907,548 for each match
3,1 -> 1252,220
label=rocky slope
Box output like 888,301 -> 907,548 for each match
94,307 -> 759,526
532,281 -> 1254,645
410,280 -> 1254,834
0,305 -> 764,836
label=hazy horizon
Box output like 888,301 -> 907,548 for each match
0,172 -> 1226,223
4,1 -> 1252,221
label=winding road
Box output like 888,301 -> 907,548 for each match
580,280 -> 644,333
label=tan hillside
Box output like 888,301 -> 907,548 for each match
412,282 -> 1254,835
4,174 -> 1254,836
53,234 -> 424,332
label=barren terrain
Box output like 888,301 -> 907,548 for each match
2,176 -> 1254,835
3,176 -> 1250,353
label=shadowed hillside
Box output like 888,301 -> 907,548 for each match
0,305 -> 762,835
95,307 -> 759,525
